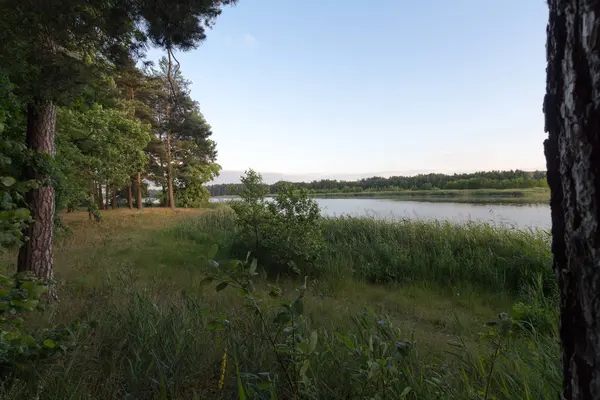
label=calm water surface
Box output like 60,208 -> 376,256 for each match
211,197 -> 550,230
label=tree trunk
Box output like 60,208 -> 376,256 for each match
89,179 -> 95,221
97,182 -> 104,210
17,99 -> 57,300
128,180 -> 133,209
166,50 -> 176,210
544,1 -> 600,398
166,133 -> 175,209
105,181 -> 109,209
112,186 -> 117,210
136,173 -> 143,210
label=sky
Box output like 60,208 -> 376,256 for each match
147,0 -> 549,183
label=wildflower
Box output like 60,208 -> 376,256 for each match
218,347 -> 228,390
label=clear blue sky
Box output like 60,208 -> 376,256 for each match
148,0 -> 548,179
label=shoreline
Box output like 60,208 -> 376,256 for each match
212,188 -> 550,204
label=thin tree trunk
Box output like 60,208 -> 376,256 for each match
544,1 -> 600,398
166,50 -> 176,210
89,179 -> 95,221
166,133 -> 175,209
112,186 -> 117,210
97,182 -> 104,210
105,181 -> 109,209
128,180 -> 133,209
136,173 -> 143,210
17,98 -> 57,300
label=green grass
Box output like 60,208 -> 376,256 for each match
177,210 -> 553,295
0,208 -> 560,399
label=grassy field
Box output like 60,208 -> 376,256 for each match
0,208 -> 560,399
309,188 -> 551,204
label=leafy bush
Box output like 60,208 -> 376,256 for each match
0,75 -> 34,251
204,253 -> 560,400
0,273 -> 87,379
231,170 -> 324,276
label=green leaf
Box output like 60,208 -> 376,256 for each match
400,387 -> 412,398
335,333 -> 354,351
1,176 -> 16,187
236,360 -> 247,400
13,208 -> 31,219
290,296 -> 303,317
299,359 -> 310,377
206,244 -> 218,259
249,258 -> 257,275
216,281 -> 229,292
273,311 -> 291,326
308,330 -> 318,354
199,276 -> 214,286
267,285 -> 281,298
43,339 -> 56,349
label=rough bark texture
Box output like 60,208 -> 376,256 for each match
105,181 -> 109,209
136,173 -> 143,210
544,1 -> 600,398
111,186 -> 117,209
97,182 -> 104,210
17,99 -> 57,299
128,181 -> 133,209
89,181 -> 95,221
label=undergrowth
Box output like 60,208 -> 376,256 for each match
0,206 -> 559,399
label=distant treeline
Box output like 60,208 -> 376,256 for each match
207,170 -> 548,196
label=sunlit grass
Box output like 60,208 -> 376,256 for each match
0,208 -> 559,399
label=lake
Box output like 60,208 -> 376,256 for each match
211,197 -> 551,230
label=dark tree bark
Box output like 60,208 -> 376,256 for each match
544,1 -> 600,398
105,180 -> 109,209
97,182 -> 104,210
17,99 -> 57,300
111,186 -> 117,210
128,180 -> 133,209
136,173 -> 143,210
89,179 -> 95,221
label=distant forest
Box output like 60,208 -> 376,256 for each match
207,170 -> 548,196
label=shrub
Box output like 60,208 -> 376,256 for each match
0,272 -> 86,379
231,170 -> 324,276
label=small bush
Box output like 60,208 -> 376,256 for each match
0,273 -> 86,380
231,170 -> 324,276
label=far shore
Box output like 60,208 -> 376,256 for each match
212,188 -> 550,204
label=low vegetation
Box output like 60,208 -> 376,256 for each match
0,171 -> 560,399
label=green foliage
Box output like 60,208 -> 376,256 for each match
145,59 -> 221,207
0,212 -> 560,399
0,273 -> 86,378
231,170 -> 324,275
55,104 -> 151,211
230,169 -> 270,248
204,253 -> 320,398
510,275 -> 558,335
208,169 -> 549,197
321,216 -> 552,293
0,76 -> 34,250
204,249 -> 559,400
263,183 -> 324,274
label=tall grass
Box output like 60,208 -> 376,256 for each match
0,209 -> 560,399
176,210 -> 553,295
321,217 -> 552,294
